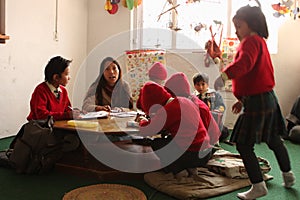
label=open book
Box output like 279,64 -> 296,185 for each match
109,111 -> 138,118
79,111 -> 109,119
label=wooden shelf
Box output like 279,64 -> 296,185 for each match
0,34 -> 9,40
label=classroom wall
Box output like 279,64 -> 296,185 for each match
0,0 -> 88,138
1,1 -> 300,138
273,19 -> 300,118
72,0 -> 131,109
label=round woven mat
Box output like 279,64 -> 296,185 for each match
63,184 -> 147,200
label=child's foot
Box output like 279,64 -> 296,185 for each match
282,171 -> 295,188
174,170 -> 188,181
187,168 -> 198,177
237,181 -> 268,200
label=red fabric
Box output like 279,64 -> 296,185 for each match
164,72 -> 190,97
27,82 -> 72,121
136,88 -> 142,110
139,97 -> 211,152
222,35 -> 274,99
148,62 -> 167,81
164,72 -> 220,141
140,82 -> 171,115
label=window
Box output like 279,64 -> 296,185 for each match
133,0 -> 288,53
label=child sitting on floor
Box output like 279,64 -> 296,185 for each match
193,72 -> 229,142
164,72 -> 220,140
136,62 -> 168,110
136,82 -> 218,180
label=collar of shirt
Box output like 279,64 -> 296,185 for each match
46,82 -> 62,97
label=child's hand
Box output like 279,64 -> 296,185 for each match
232,101 -> 243,114
135,115 -> 148,123
72,110 -> 82,119
67,110 -> 82,119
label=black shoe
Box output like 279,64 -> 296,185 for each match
0,150 -> 13,169
219,126 -> 230,142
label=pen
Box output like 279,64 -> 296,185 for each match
69,106 -> 84,114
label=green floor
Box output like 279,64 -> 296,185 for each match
0,136 -> 299,200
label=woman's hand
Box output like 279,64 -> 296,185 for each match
95,105 -> 111,112
232,101 -> 243,114
111,107 -> 123,112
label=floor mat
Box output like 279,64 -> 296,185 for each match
62,183 -> 147,200
144,150 -> 273,200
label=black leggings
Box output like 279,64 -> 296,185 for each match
236,137 -> 291,184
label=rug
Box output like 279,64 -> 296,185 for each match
62,184 -> 147,200
144,150 -> 273,200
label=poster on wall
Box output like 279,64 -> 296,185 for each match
221,37 -> 239,91
125,49 -> 166,101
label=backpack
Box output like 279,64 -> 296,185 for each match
7,116 -> 63,174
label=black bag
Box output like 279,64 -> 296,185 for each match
8,116 -> 63,174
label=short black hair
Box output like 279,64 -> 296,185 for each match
44,56 -> 72,82
192,73 -> 209,85
233,5 -> 269,39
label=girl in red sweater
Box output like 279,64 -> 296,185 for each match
136,82 -> 214,179
216,4 -> 295,199
27,56 -> 81,121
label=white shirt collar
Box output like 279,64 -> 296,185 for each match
46,82 -> 62,96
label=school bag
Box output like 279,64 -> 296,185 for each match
7,116 -> 64,174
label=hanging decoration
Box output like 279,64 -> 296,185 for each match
158,0 -> 182,31
105,0 -> 120,15
121,0 -> 142,10
292,0 -> 300,19
204,22 -> 223,67
104,0 -> 141,14
270,0 -> 300,19
193,22 -> 207,33
186,0 -> 200,3
185,0 -> 220,4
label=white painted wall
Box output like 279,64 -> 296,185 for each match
273,20 -> 300,117
0,0 -> 299,138
0,0 -> 87,138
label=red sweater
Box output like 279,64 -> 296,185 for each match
139,97 -> 216,152
27,82 -> 72,121
222,35 -> 274,99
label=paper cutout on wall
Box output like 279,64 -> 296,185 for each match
125,49 -> 166,101
221,37 -> 239,91
221,37 -> 239,69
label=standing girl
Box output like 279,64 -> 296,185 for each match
217,4 -> 295,200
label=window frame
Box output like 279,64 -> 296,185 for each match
132,0 -> 284,54
132,0 -> 234,51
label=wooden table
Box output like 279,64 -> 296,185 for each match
54,116 -> 160,180
54,115 -> 139,135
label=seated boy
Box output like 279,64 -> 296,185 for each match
193,72 -> 229,142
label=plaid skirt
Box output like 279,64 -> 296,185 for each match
230,90 -> 287,144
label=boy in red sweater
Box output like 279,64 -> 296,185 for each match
136,82 -> 215,179
27,56 -> 81,121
